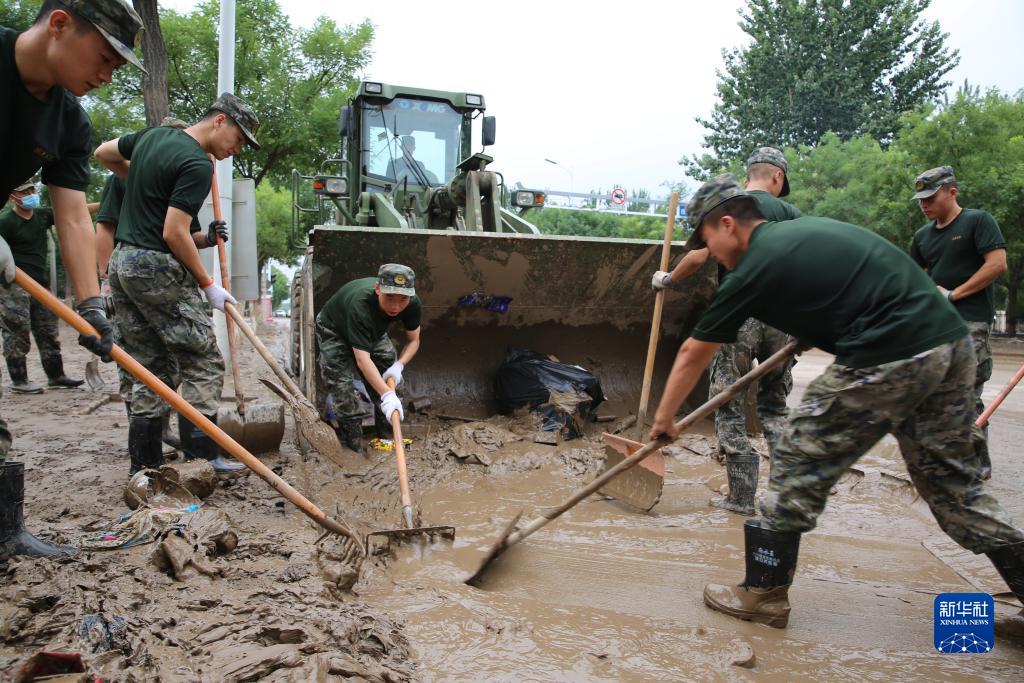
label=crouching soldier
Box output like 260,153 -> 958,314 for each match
316,264 -> 422,454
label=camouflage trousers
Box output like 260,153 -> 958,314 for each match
710,317 -> 794,463
0,284 -> 62,367
316,318 -> 396,421
761,335 -> 1024,553
109,244 -> 223,418
965,321 -> 992,469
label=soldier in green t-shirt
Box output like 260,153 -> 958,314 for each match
1,0 -> 144,561
650,175 -> 1024,630
0,181 -> 93,393
94,94 -> 258,476
651,147 -> 801,516
909,165 -> 1007,480
315,264 -> 423,454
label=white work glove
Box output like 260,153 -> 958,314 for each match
380,390 -> 404,422
0,235 -> 14,284
651,270 -> 673,290
201,280 -> 238,311
937,285 -> 954,302
382,361 -> 405,386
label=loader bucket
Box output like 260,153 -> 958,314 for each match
302,226 -> 717,417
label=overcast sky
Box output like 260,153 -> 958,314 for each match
162,0 -> 1023,199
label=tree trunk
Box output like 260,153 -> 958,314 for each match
133,0 -> 170,126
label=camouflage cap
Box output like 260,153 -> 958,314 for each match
12,178 -> 38,192
746,146 -> 790,196
912,165 -> 956,200
159,116 -> 188,130
206,93 -> 261,150
56,0 -> 146,73
378,264 -> 415,296
684,174 -> 748,249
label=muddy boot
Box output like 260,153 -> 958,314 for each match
337,419 -> 364,454
987,542 -> 1024,604
179,413 -> 245,474
0,462 -> 75,559
710,454 -> 758,516
703,519 -> 801,628
161,412 -> 181,450
42,357 -> 84,389
128,416 -> 164,475
7,359 -> 43,394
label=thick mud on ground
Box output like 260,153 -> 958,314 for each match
2,324 -> 1023,680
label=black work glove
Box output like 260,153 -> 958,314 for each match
76,296 -> 114,362
207,219 -> 228,246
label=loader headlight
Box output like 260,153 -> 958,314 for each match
466,93 -> 483,106
364,82 -> 383,94
313,175 -> 348,196
513,190 -> 545,208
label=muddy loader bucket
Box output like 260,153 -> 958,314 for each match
299,226 -> 717,416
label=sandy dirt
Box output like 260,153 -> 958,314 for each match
2,322 -> 1023,681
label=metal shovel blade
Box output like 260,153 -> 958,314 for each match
84,359 -> 105,391
258,377 -> 348,468
217,402 -> 286,455
465,510 -> 523,586
598,433 -> 665,511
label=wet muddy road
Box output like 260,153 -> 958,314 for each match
1,324 -> 1022,680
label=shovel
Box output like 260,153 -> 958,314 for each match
365,378 -> 455,555
465,339 -> 801,586
209,166 -> 285,454
14,267 -> 362,550
601,192 -> 677,510
976,359 -> 1024,429
84,359 -> 105,391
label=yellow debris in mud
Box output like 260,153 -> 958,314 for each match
368,437 -> 414,452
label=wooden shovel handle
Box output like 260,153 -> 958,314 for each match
223,302 -> 306,398
14,268 -> 354,540
637,191 -> 680,432
976,359 -> 1024,428
210,163 -> 245,416
386,377 -> 414,524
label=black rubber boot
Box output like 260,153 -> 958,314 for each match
0,462 -> 75,559
337,419 -> 364,454
7,359 -> 43,394
373,406 -> 394,440
703,519 -> 802,628
987,542 -> 1024,603
710,454 -> 758,516
179,413 -> 245,474
42,357 -> 84,389
128,416 -> 164,475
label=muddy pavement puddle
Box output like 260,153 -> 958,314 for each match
2,325 -> 1023,680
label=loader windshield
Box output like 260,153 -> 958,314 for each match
363,98 -> 464,187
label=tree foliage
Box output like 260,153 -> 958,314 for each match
687,0 -> 958,179
83,0 -> 373,189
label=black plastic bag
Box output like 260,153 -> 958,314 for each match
494,347 -> 605,438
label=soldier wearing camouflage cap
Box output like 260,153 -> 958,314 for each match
94,94 -> 262,476
649,174 -> 1024,631
909,165 -> 1007,480
1,0 -> 145,560
315,265 -> 422,454
652,151 -> 802,517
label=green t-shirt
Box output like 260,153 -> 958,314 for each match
115,127 -> 209,252
317,277 -> 422,351
909,208 -> 1006,323
0,27 -> 92,202
96,173 -> 127,226
693,218 -> 967,368
717,191 -> 802,283
0,206 -> 53,284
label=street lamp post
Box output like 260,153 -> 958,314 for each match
544,158 -> 574,207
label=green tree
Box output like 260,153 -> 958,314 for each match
686,0 -> 957,179
84,0 -> 373,188
0,0 -> 37,31
271,266 -> 290,307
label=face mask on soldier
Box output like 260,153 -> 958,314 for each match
17,193 -> 40,210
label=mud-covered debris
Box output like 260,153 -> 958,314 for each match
315,535 -> 363,596
150,508 -> 237,581
78,613 -> 129,654
726,638 -> 756,668
158,460 -> 218,500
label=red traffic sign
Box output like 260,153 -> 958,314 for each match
610,188 -> 627,205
